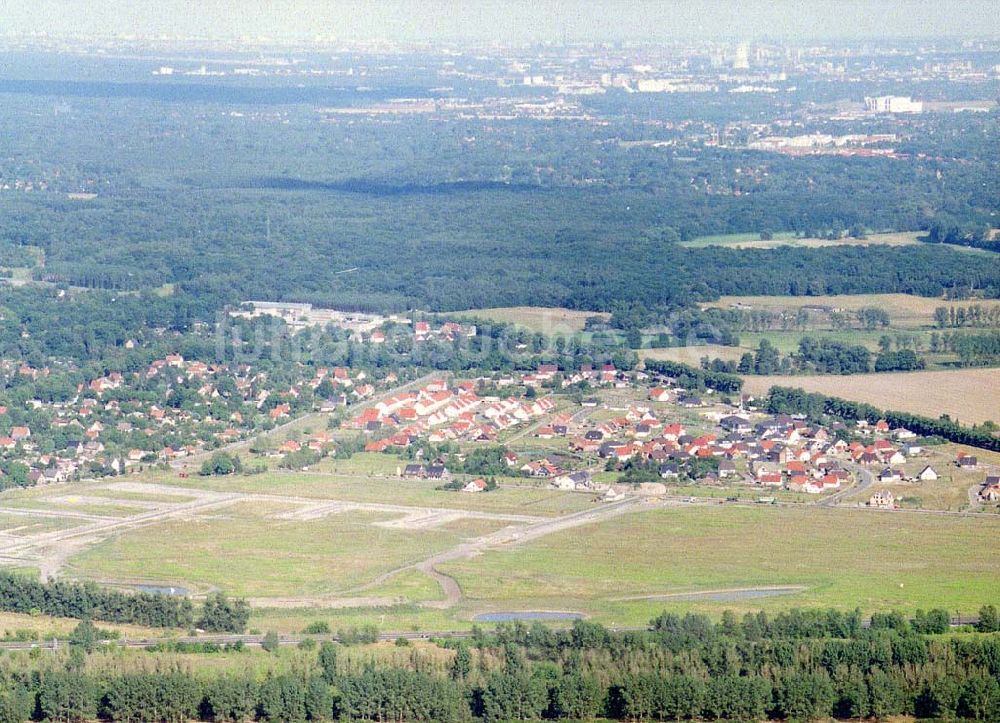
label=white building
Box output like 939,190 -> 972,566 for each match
865,96 -> 923,113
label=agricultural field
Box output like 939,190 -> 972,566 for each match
741,367 -> 1000,424
704,292 -> 1000,329
648,292 -> 1000,377
439,504 -> 1000,623
681,231 -> 923,250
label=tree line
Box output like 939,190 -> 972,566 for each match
934,304 -> 1000,329
705,337 -> 926,377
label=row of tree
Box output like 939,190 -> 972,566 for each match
934,304 -> 1000,329
643,359 -> 743,394
707,338 -> 926,378
950,330 -> 1000,367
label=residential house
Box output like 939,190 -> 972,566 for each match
878,468 -> 902,483
869,490 -> 896,508
956,453 -> 978,469
720,415 -> 752,434
649,387 -> 670,402
917,465 -> 939,481
462,478 -> 488,493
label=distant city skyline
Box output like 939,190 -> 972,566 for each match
2,1 -> 999,43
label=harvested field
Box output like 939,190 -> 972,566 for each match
742,368 -> 1000,424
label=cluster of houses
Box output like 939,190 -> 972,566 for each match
539,386 -> 861,493
869,451 -> 1000,508
520,362 -> 624,388
351,376 -> 559,452
0,355 -> 386,487
410,320 -> 476,343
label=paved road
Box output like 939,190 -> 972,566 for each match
819,462 -> 874,508
967,483 -> 985,511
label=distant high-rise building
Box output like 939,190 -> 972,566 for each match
733,43 -> 750,70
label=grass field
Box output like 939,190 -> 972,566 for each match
0,513 -> 82,535
439,505 -> 1000,622
446,306 -> 608,334
741,367 -> 1000,424
0,611 -> 177,641
681,231 -> 922,250
82,489 -> 198,504
62,502 -> 511,598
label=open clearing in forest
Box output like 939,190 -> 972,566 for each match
639,345 -> 747,365
741,367 -> 1000,424
681,231 -> 923,249
446,306 -> 608,334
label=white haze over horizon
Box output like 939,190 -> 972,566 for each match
1,0 -> 999,44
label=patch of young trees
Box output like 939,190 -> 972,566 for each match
0,573 -> 250,632
199,452 -> 242,476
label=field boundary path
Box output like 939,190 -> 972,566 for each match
313,496 -> 652,610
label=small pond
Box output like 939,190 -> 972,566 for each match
135,585 -> 190,596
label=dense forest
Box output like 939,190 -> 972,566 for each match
0,85 -> 998,320
4,191 -> 998,317
0,609 -> 999,722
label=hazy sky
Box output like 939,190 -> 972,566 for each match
2,1 -> 998,42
